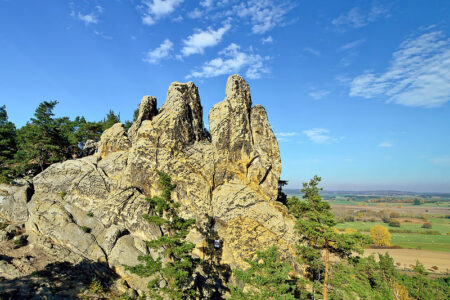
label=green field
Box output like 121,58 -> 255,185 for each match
336,218 -> 450,252
390,233 -> 450,252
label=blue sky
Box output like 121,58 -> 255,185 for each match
0,0 -> 449,192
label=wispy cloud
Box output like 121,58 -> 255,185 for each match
430,155 -> 450,166
143,39 -> 174,64
187,8 -> 203,19
180,24 -> 231,57
74,5 -> 103,25
308,89 -> 330,100
277,132 -> 298,137
200,0 -> 213,8
276,132 -> 298,142
94,30 -> 112,40
332,3 -> 389,29
232,0 -> 295,34
261,36 -> 273,44
303,47 -> 320,56
378,141 -> 392,147
187,43 -> 269,79
340,39 -> 365,50
350,30 -> 450,107
140,0 -> 183,25
303,128 -> 338,144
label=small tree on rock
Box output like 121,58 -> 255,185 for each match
125,170 -> 199,299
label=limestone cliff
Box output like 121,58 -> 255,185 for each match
10,74 -> 296,292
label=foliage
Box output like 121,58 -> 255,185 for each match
370,225 -> 391,247
422,222 -> 432,229
413,198 -> 424,205
389,219 -> 401,227
89,276 -> 104,295
87,211 -> 94,217
81,226 -> 91,233
125,170 -> 199,299
330,253 -> 449,300
287,175 -> 370,299
101,109 -> 120,131
14,101 -> 69,174
230,246 -> 299,300
0,106 -> 17,182
276,179 -> 288,206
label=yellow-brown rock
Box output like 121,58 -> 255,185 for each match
25,74 -> 296,292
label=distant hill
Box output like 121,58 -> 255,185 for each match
284,189 -> 450,198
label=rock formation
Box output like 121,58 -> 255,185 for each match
2,74 -> 296,294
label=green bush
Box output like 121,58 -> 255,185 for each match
59,191 -> 67,199
81,226 -> 91,233
422,222 -> 432,229
389,219 -> 401,227
86,211 -> 94,217
390,212 -> 400,218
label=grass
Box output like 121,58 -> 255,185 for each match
336,218 -> 449,234
390,233 -> 450,252
336,218 -> 450,252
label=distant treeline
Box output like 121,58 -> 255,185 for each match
0,101 -> 135,182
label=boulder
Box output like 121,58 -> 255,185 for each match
81,139 -> 97,157
0,179 -> 33,223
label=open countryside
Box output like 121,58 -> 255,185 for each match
286,190 -> 450,274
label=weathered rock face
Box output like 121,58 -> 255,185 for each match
0,179 -> 33,223
24,74 -> 296,292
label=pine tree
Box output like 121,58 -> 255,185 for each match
230,246 -> 298,300
101,109 -> 120,131
15,101 -> 68,173
125,170 -> 199,299
0,106 -> 17,182
288,175 -> 369,300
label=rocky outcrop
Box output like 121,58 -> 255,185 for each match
0,179 -> 33,223
22,74 -> 296,292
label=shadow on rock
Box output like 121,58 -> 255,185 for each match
0,260 -> 118,299
194,215 -> 232,299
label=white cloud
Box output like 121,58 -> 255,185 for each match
94,30 -> 112,39
187,43 -> 269,79
430,156 -> 450,166
303,128 -> 338,144
378,141 -> 392,147
188,8 -> 203,19
200,0 -> 213,8
308,90 -> 330,100
143,39 -> 174,64
350,30 -> 450,108
332,3 -> 389,28
181,24 -> 231,57
232,0 -> 294,34
76,6 -> 103,25
276,132 -> 298,137
340,39 -> 365,50
261,36 -> 273,44
277,132 -> 298,142
141,0 -> 183,25
303,47 -> 320,56
172,15 -> 183,22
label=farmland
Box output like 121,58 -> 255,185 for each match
286,190 -> 450,273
